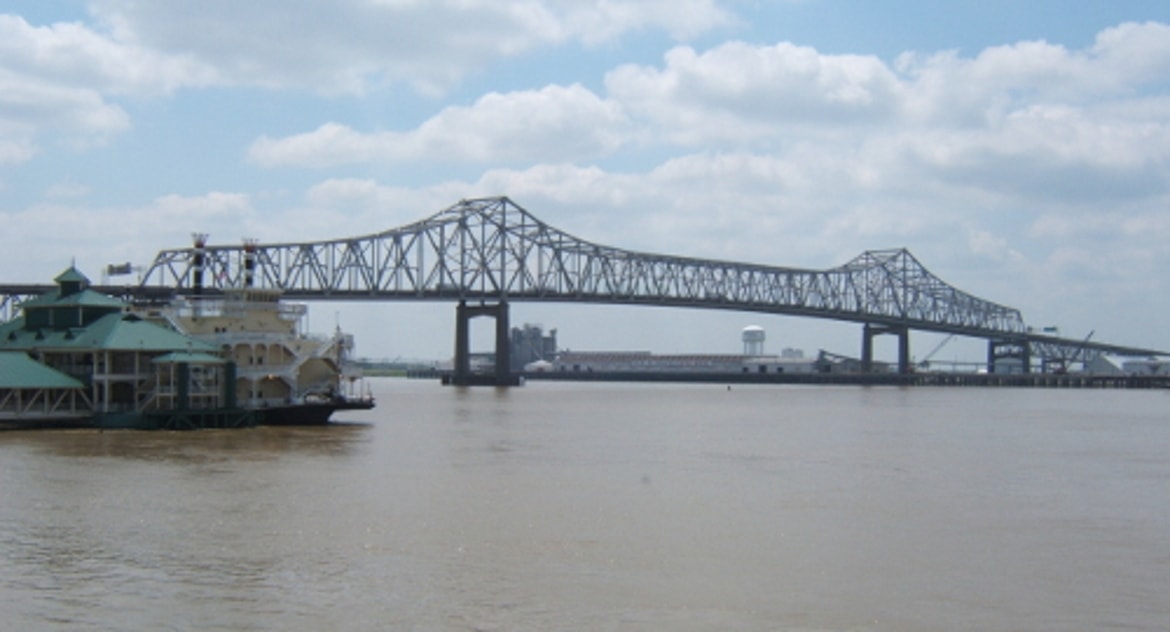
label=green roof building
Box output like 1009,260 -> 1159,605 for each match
0,268 -> 240,428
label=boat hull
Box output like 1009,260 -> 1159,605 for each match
252,398 -> 375,426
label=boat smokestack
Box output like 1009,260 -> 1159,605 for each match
192,233 -> 208,295
243,238 -> 257,288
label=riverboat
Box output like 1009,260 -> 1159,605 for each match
133,287 -> 375,425
0,267 -> 373,429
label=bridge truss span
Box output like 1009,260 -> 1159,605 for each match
140,196 -> 1026,338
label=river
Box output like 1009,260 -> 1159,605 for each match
1,379 -> 1168,630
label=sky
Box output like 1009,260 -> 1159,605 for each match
3,0 -> 1170,364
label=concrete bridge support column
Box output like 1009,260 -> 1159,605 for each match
454,301 -> 471,379
861,324 -> 911,374
450,300 -> 519,386
493,300 -> 511,379
899,329 -> 911,375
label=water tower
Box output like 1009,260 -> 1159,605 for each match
742,325 -> 766,356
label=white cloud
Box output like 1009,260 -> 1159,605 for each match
966,229 -> 1025,264
0,193 -> 253,279
607,41 -> 902,143
0,14 -> 214,162
246,19 -> 1170,210
0,1 -> 726,165
897,21 -> 1170,126
85,0 -> 734,95
45,182 -> 92,199
896,106 -> 1170,205
249,84 -> 628,167
0,134 -> 36,166
1089,21 -> 1170,88
0,14 -> 217,97
299,178 -> 459,236
249,123 -> 377,169
553,0 -> 737,44
0,67 -> 130,134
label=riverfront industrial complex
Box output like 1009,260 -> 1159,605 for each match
407,322 -> 1170,389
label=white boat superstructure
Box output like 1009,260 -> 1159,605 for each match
137,288 -> 371,416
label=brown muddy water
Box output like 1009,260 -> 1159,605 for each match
1,379 -> 1168,630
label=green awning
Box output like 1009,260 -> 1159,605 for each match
0,352 -> 86,389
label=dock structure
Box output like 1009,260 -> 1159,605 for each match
518,370 -> 1170,389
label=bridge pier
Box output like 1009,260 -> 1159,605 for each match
987,339 -> 1031,374
862,323 -> 911,374
449,300 -> 521,386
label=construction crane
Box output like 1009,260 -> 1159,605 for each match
1050,330 -> 1094,374
917,334 -> 955,371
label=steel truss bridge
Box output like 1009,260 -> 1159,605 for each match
1,196 -> 1163,383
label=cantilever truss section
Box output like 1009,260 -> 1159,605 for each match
140,196 -> 1026,337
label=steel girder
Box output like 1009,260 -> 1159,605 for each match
0,284 -> 63,323
138,196 -> 1026,338
0,291 -> 37,323
1021,334 -> 1160,368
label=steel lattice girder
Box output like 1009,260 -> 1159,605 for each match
0,292 -> 36,323
138,196 -> 1027,337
